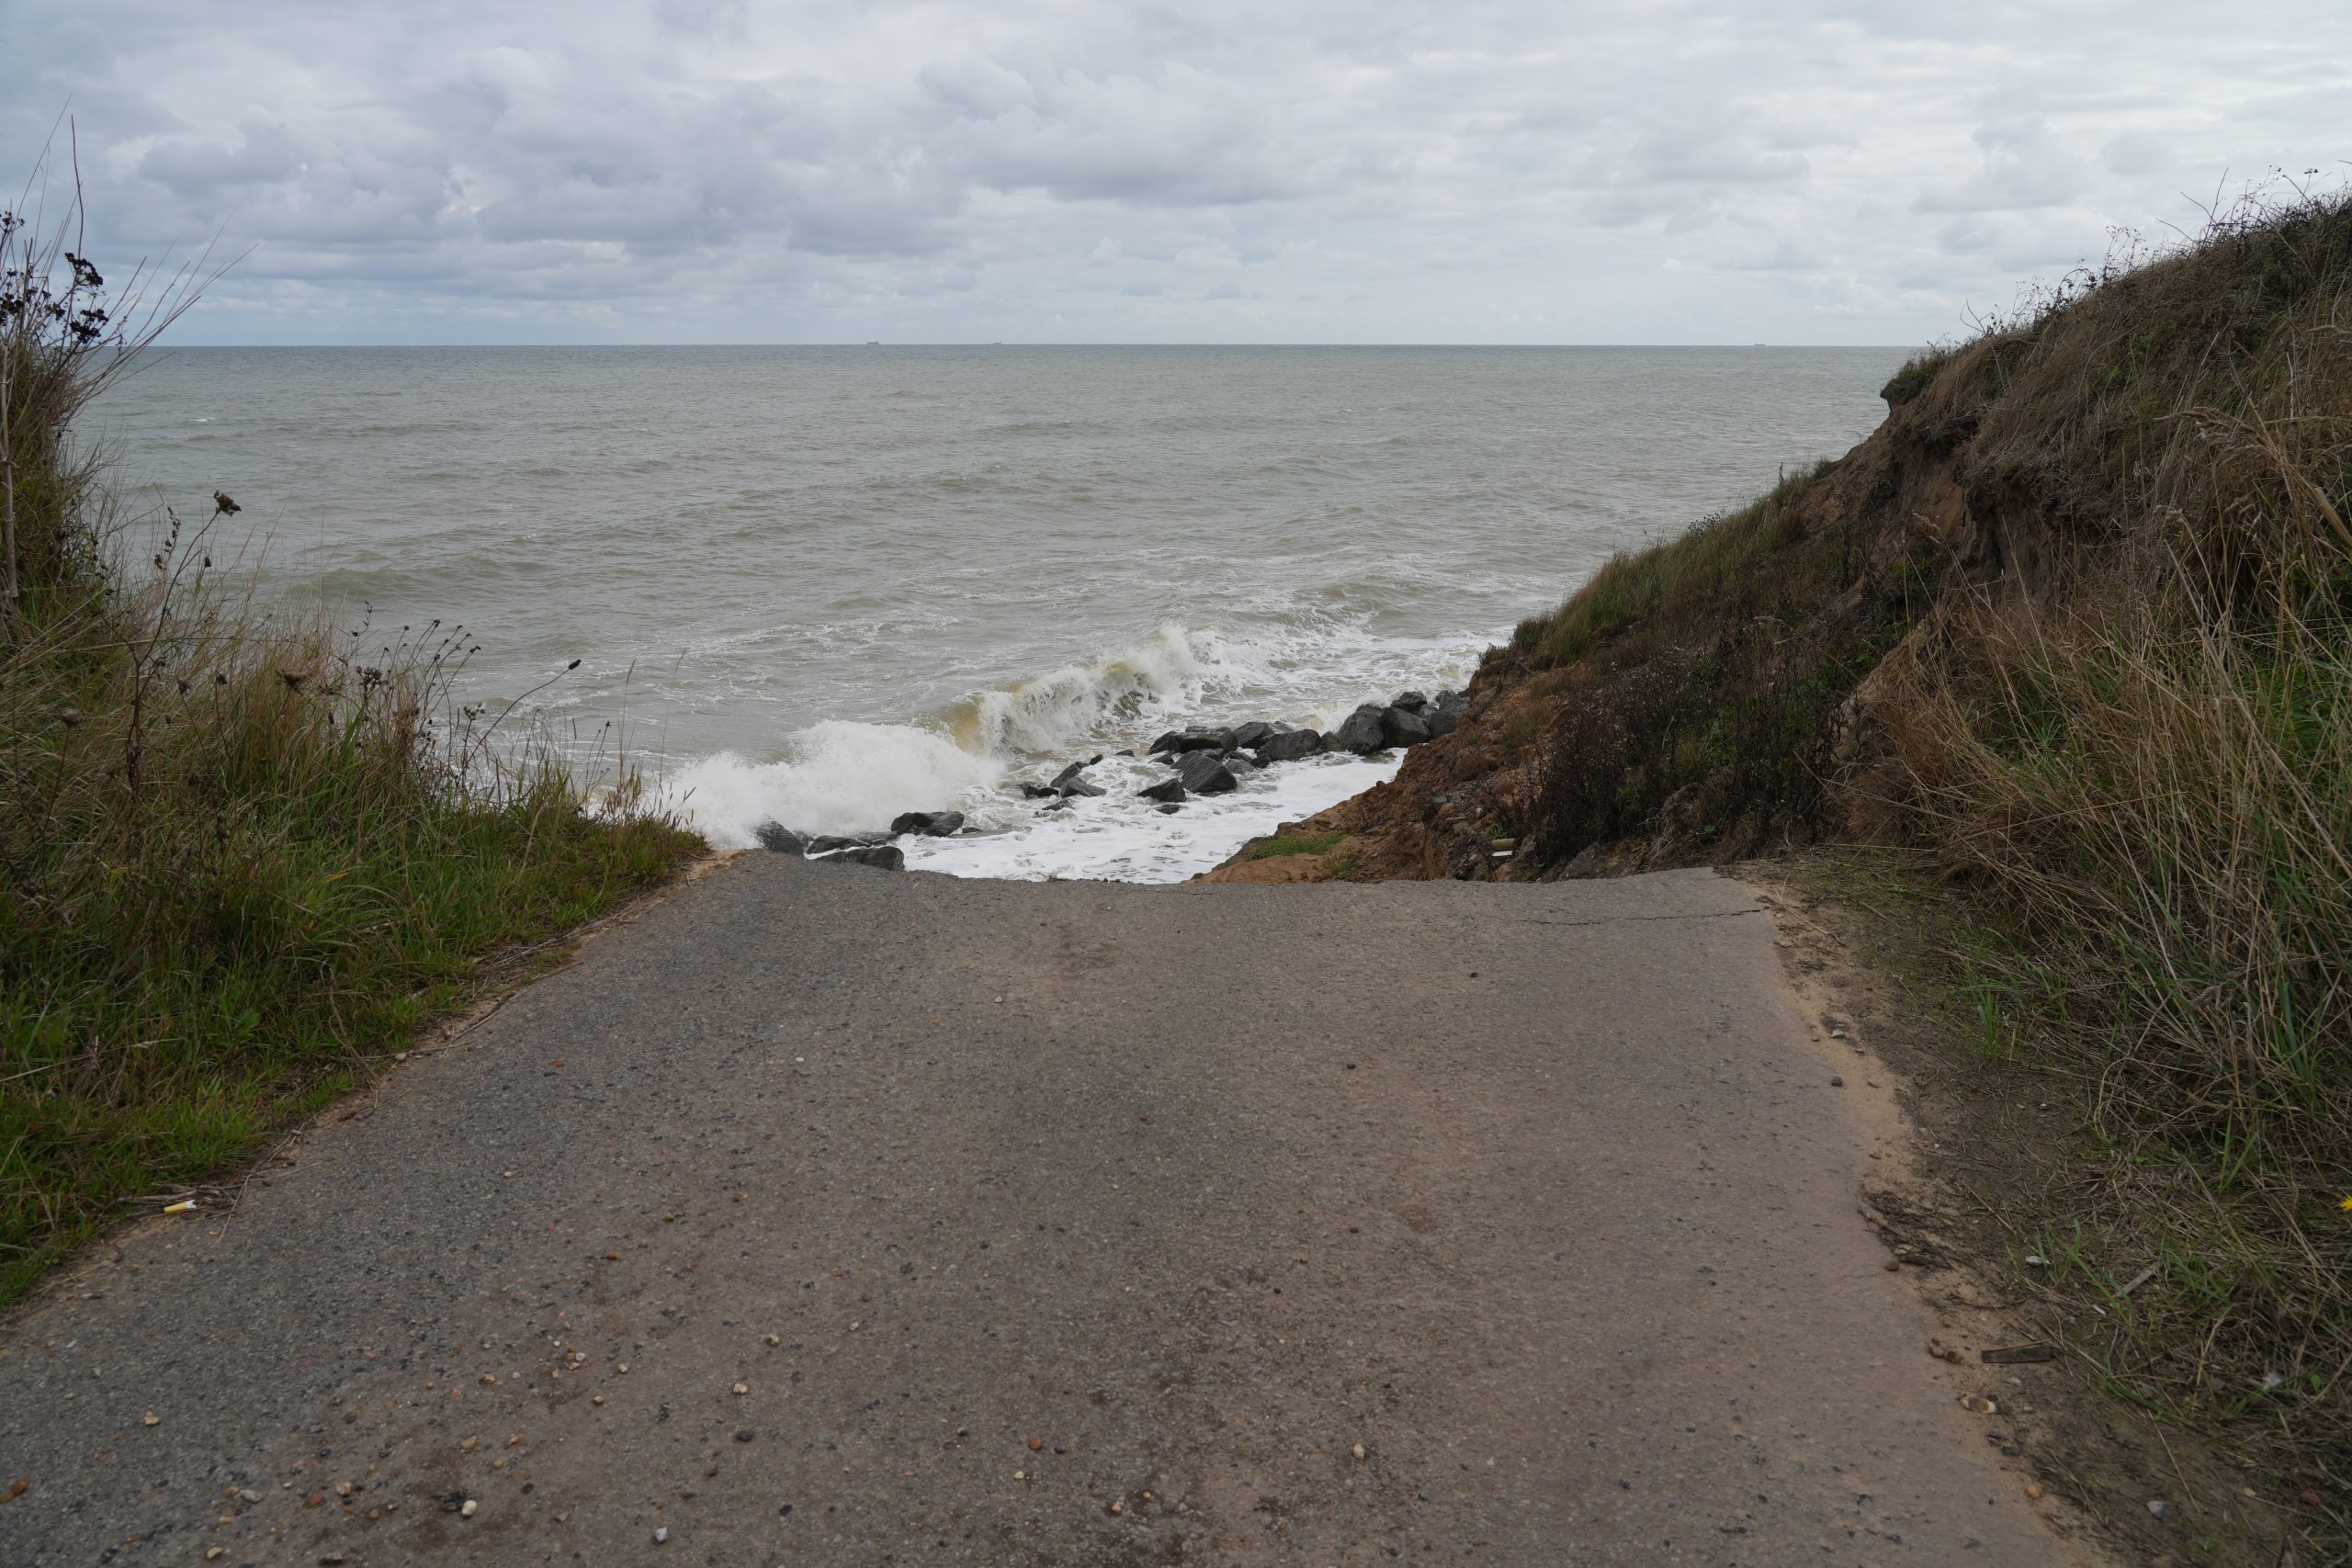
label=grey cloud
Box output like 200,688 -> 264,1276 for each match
6,0 -> 2345,344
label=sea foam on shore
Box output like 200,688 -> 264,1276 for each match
661,620 -> 1453,882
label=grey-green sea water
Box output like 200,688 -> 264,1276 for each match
96,344 -> 1907,879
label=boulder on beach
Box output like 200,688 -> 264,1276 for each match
1050,760 -> 1095,790
889,810 -> 966,837
1019,782 -> 1057,798
1229,720 -> 1278,749
752,820 -> 808,853
1138,778 -> 1187,804
807,832 -> 895,854
1176,750 -> 1239,795
1254,728 -> 1325,763
1380,705 -> 1432,749
1224,753 -> 1258,777
1167,728 -> 1237,755
1391,690 -> 1430,713
818,844 -> 905,871
1057,779 -> 1107,798
1425,689 -> 1468,739
1334,705 -> 1390,755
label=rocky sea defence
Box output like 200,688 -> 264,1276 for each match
748,689 -> 1467,872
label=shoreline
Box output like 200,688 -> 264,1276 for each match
731,686 -> 1473,882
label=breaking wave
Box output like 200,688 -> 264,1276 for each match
660,616 -> 1493,871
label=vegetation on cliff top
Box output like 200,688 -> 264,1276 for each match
1400,181 -> 2352,1546
0,171 -> 698,1308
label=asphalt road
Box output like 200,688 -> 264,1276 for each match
0,856 -> 2087,1565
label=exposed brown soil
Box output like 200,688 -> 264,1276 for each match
1201,334 -> 2046,887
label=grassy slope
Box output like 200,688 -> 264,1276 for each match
1310,190 -> 2352,1557
1,198 -> 700,1309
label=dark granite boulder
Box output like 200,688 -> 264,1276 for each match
1230,720 -> 1278,749
807,832 -> 894,854
1334,704 -> 1390,754
1138,778 -> 1187,804
752,820 -> 808,853
889,810 -> 966,837
820,843 -> 905,871
1380,705 -> 1432,749
1254,728 -> 1324,763
1175,750 -> 1238,795
1391,690 -> 1430,713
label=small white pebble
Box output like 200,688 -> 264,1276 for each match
652,1525 -> 669,1543
460,1499 -> 479,1517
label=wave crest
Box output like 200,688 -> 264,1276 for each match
939,623 -> 1205,757
667,720 -> 1003,848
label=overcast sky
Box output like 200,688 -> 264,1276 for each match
7,0 -> 2346,344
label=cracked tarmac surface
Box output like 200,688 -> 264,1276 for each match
0,858 -> 2097,1564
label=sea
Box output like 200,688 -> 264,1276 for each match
93,345 -> 1907,882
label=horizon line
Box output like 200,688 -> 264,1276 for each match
151,340 -> 1919,351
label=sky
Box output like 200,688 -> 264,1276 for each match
6,0 -> 2346,345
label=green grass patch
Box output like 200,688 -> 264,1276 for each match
1,176 -> 703,1308
1242,829 -> 1348,861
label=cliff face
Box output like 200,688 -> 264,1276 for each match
1210,195 -> 2352,894
1211,338 -> 2030,883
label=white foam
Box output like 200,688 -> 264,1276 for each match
667,719 -> 1002,848
658,617 -> 1487,879
953,623 -> 1204,756
899,750 -> 1401,884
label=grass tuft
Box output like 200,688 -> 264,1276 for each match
1242,830 -> 1349,861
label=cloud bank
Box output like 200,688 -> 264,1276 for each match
7,0 -> 2346,343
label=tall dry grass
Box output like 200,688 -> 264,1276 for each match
1,156 -> 697,1306
1873,186 -> 2352,1460
1490,182 -> 2352,1514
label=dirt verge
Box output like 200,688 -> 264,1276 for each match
1741,849 -> 2336,1568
